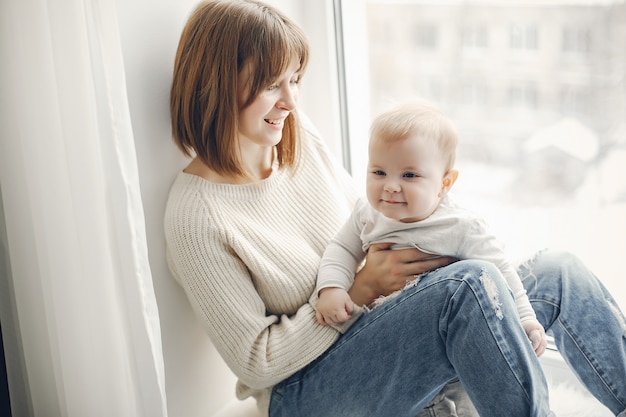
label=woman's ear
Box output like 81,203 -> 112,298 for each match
440,169 -> 459,196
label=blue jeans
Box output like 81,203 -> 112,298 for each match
520,250 -> 626,416
269,250 -> 626,417
414,378 -> 477,417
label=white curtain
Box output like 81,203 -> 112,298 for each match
0,0 -> 167,416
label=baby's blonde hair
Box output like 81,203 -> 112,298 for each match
370,102 -> 458,171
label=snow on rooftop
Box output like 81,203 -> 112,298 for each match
524,118 -> 599,162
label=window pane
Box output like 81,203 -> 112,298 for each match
341,0 -> 626,310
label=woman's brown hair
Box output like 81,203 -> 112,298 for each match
170,0 -> 309,178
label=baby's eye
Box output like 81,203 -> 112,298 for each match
403,172 -> 419,179
372,170 -> 386,177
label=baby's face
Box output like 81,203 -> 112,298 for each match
366,134 -> 448,223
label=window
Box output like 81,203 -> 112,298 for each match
510,23 -> 538,50
416,78 -> 442,104
338,0 -> 626,311
562,27 -> 591,54
461,80 -> 488,108
462,25 -> 488,49
413,23 -> 438,49
560,86 -> 590,118
508,83 -> 538,110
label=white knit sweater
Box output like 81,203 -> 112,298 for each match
164,129 -> 358,415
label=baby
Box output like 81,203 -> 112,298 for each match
315,101 -> 546,355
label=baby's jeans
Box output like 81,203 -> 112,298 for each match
270,259 -> 554,417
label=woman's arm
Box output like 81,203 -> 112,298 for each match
349,243 -> 457,306
167,229 -> 339,390
164,189 -> 340,391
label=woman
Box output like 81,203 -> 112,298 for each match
164,1 -> 626,416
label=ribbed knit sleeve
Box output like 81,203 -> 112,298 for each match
164,129 -> 358,413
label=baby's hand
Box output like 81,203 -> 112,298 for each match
522,319 -> 547,357
316,287 -> 354,326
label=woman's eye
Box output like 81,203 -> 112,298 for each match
267,84 -> 279,91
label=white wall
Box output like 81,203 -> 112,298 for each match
115,1 -> 340,416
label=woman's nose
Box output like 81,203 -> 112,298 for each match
277,84 -> 298,111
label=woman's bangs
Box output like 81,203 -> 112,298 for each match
268,24 -> 308,79
242,23 -> 308,107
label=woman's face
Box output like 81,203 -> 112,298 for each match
237,58 -> 301,149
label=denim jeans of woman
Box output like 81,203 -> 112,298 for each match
269,250 -> 626,417
414,378 -> 478,417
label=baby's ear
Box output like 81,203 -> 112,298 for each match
440,169 -> 459,196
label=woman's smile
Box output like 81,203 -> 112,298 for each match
264,117 -> 286,128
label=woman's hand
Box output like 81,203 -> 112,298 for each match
348,242 -> 457,306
